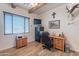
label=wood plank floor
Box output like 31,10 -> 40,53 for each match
0,41 -> 79,56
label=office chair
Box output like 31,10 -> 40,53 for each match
41,31 -> 52,50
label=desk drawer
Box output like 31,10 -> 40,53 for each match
55,39 -> 61,45
56,44 -> 62,49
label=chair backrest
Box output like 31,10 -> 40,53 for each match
41,31 -> 50,43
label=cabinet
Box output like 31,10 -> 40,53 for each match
16,38 -> 27,48
50,36 -> 64,52
53,36 -> 64,52
35,26 -> 44,42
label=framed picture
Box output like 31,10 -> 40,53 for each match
49,20 -> 60,29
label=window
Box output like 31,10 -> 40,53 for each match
4,12 -> 29,34
4,13 -> 12,34
13,15 -> 25,33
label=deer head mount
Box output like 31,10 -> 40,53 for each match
66,4 -> 79,16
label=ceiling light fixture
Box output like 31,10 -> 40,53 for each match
23,3 -> 38,8
31,3 -> 38,7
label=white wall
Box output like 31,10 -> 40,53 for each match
39,4 -> 79,52
0,4 -> 39,51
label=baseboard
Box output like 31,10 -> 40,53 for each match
0,41 -> 34,52
0,46 -> 15,51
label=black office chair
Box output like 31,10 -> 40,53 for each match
41,31 -> 53,50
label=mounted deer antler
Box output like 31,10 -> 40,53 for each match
66,4 -> 79,14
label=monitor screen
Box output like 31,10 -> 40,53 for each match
34,19 -> 41,24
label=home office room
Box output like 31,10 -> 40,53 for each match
0,0 -> 79,58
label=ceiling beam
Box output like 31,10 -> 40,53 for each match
10,3 -> 16,8
28,3 -> 46,13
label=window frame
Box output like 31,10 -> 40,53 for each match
4,12 -> 30,35
24,17 -> 30,33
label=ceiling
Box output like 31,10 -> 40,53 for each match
14,3 -> 34,9
33,3 -> 64,14
11,3 -> 64,14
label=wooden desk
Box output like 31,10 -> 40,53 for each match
50,36 -> 64,52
